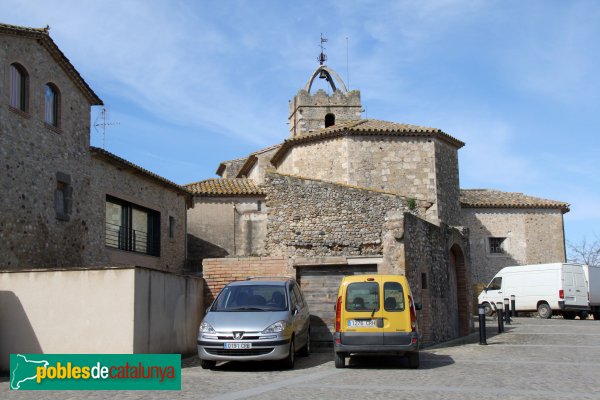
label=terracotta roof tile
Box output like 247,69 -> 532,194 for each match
271,119 -> 464,166
0,22 -> 102,105
185,178 -> 265,196
460,189 -> 569,212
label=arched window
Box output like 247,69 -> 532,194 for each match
325,113 -> 335,128
9,63 -> 29,112
44,83 -> 61,127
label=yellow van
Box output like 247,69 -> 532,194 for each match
333,274 -> 421,368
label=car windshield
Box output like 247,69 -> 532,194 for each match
211,284 -> 288,312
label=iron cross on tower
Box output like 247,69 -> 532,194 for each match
317,33 -> 328,65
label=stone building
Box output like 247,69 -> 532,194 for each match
188,65 -> 475,346
188,63 -> 569,346
0,23 -> 202,369
0,23 -> 191,272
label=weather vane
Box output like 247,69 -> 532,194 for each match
317,33 -> 328,65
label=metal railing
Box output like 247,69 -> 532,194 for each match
105,222 -> 159,256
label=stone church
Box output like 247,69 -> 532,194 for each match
187,63 -> 569,346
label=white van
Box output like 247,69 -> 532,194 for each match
478,263 -> 589,319
583,265 -> 600,320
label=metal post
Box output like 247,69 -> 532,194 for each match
511,295 -> 517,317
504,298 -> 511,325
496,302 -> 504,333
478,304 -> 487,345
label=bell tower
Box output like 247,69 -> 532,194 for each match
288,36 -> 362,138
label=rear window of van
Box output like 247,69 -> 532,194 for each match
383,282 -> 405,311
346,282 -> 379,311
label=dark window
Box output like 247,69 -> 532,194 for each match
169,216 -> 175,238
55,172 -> 72,221
44,83 -> 61,127
346,282 -> 379,312
487,277 -> 502,291
289,286 -> 298,310
489,237 -> 506,254
10,63 -> 29,112
383,282 -> 405,311
105,196 -> 160,256
421,272 -> 428,290
257,200 -> 262,212
325,113 -> 335,128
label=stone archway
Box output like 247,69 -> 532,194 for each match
449,244 -> 470,337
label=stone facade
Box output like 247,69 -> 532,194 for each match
0,26 -> 190,273
289,88 -> 361,137
461,208 -> 566,284
187,196 -> 267,266
0,31 -> 101,268
434,140 -> 462,226
90,155 -> 189,272
404,213 -> 472,344
263,171 -> 407,259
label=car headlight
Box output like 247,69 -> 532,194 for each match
199,321 -> 216,334
262,320 -> 287,333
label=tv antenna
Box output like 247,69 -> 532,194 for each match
93,107 -> 119,149
317,33 -> 328,65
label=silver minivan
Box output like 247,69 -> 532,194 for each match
197,277 -> 310,369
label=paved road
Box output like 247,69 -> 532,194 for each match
3,317 -> 600,399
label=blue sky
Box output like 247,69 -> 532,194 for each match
2,1 -> 599,250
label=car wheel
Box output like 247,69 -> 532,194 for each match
407,352 -> 420,369
334,352 -> 345,369
537,303 -> 552,319
299,330 -> 311,357
200,359 -> 216,370
282,339 -> 295,369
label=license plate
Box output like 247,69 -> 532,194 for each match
224,342 -> 252,349
348,319 -> 376,328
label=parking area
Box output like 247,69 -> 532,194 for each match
3,317 -> 600,399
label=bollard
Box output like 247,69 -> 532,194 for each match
478,304 -> 487,345
511,295 -> 517,317
504,298 -> 511,325
496,302 -> 504,333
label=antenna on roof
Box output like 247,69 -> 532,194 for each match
317,33 -> 328,66
93,107 -> 119,149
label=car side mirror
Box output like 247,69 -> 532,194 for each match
293,305 -> 300,315
414,303 -> 422,311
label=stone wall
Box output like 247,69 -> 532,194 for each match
289,89 -> 362,137
202,257 -> 289,309
263,172 -> 407,259
90,157 -> 189,273
276,135 -> 438,212
187,196 -> 267,267
404,213 -> 472,345
461,208 -> 566,284
434,139 -> 461,226
0,34 -> 100,269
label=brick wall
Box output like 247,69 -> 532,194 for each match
202,257 -> 289,309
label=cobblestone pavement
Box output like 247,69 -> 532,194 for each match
3,317 -> 600,399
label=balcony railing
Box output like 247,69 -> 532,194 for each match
105,222 -> 159,256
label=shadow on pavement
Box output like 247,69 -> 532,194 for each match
182,352 -> 331,372
347,353 -> 454,370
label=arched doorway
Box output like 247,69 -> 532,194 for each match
449,244 -> 470,337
